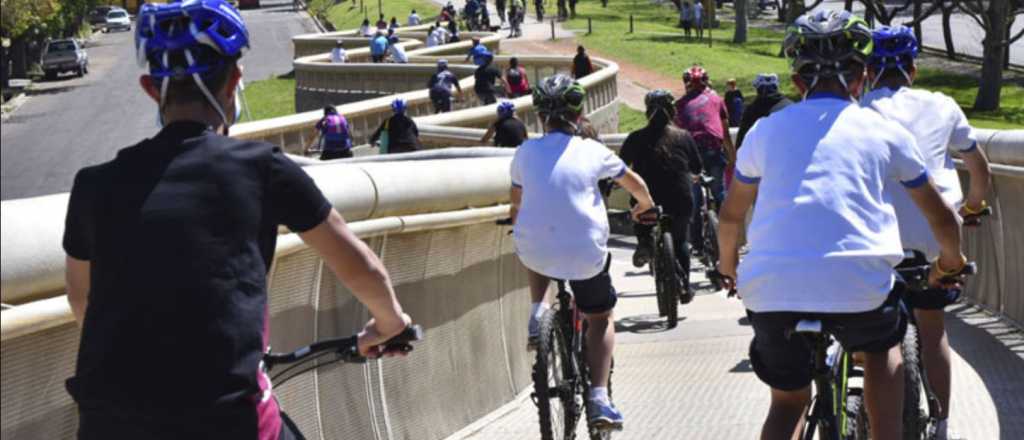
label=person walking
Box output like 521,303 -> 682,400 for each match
474,52 -> 508,105
505,56 -> 531,97
482,101 -> 528,147
496,0 -> 507,24
693,0 -> 704,40
572,45 -> 595,79
679,2 -> 694,39
370,99 -> 422,154
724,78 -> 744,127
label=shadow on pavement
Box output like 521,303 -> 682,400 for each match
615,313 -> 679,334
944,303 -> 1024,439
730,359 -> 753,373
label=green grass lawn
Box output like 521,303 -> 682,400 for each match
568,0 -> 1022,130
239,74 -> 295,123
326,0 -> 440,30
618,103 -> 647,133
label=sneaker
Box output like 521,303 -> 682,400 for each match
632,245 -> 651,268
527,315 -> 540,351
587,399 -> 624,431
680,286 -> 695,304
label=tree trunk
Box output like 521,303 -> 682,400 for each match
1,46 -> 9,91
734,0 -> 749,43
844,0 -> 853,11
912,0 -> 923,42
785,0 -> 804,23
941,4 -> 955,59
974,0 -> 1008,111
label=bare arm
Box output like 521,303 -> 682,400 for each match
481,124 -> 496,144
958,148 -> 991,213
66,256 -> 90,327
905,181 -> 966,285
299,209 -> 409,352
613,168 -> 656,220
717,179 -> 757,290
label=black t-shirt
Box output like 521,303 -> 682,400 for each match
573,53 -> 593,78
63,121 -> 330,411
619,123 -> 702,213
474,63 -> 502,94
492,116 -> 528,147
370,113 -> 421,153
736,92 -> 793,150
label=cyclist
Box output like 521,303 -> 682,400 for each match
505,56 -> 531,97
465,37 -> 490,66
620,90 -> 703,302
717,10 -> 966,440
862,25 -> 992,440
428,59 -> 464,113
63,1 -> 410,438
474,52 -> 508,105
313,105 -> 353,160
481,101 -> 528,147
735,73 -> 791,150
370,99 -> 422,154
509,74 -> 656,430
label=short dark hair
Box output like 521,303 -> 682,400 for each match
161,53 -> 239,108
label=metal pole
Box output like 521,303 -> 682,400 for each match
551,19 -> 556,40
629,14 -> 634,34
588,17 -> 592,35
378,0 -> 382,19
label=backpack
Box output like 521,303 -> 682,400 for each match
507,67 -> 523,86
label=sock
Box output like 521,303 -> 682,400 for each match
590,386 -> 610,404
935,419 -> 948,440
530,302 -> 548,321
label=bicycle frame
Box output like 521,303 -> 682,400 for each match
555,281 -> 586,392
796,326 -> 856,440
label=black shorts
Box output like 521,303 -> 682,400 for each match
430,90 -> 452,113
564,255 -> 618,315
371,54 -> 385,63
320,149 -> 352,160
477,91 -> 497,105
746,287 -> 908,391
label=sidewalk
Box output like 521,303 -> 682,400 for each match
447,235 -> 1024,440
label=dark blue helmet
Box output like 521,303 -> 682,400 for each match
392,98 -> 407,114
136,0 -> 250,79
497,101 -> 515,117
869,25 -> 918,69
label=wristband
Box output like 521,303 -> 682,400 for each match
962,200 -> 988,215
933,255 -> 967,276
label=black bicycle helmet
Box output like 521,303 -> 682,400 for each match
532,74 -> 586,122
782,9 -> 872,91
644,89 -> 676,120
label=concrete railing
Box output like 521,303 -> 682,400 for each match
1,156 -> 534,440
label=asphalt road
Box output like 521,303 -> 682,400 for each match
0,1 -> 316,201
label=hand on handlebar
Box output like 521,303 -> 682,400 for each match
357,313 -> 413,358
928,253 -> 969,289
630,199 -> 655,223
959,201 -> 991,227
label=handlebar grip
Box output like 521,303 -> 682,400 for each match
962,206 -> 993,226
341,325 -> 425,363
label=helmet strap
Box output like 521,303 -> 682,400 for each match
185,48 -> 231,135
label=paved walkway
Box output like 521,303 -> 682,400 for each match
447,235 -> 1024,440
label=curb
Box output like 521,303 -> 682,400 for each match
1,92 -> 29,122
295,0 -> 328,34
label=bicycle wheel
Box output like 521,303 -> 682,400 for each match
534,308 -> 580,440
900,324 -> 927,440
655,231 -> 680,328
844,392 -> 869,440
703,210 -> 722,291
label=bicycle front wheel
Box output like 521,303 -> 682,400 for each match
655,232 -> 680,328
533,309 -> 580,440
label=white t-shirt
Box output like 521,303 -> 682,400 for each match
408,13 -> 421,26
511,132 -> 627,281
388,44 -> 408,63
330,47 -> 347,63
862,86 -> 976,259
735,94 -> 928,313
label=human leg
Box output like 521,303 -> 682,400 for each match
862,345 -> 905,440
915,308 -> 952,420
701,148 -> 727,208
526,267 -> 550,347
762,387 -> 811,440
633,221 -> 654,268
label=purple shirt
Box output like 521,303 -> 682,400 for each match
674,88 -> 729,148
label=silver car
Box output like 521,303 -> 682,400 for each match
41,39 -> 88,80
104,10 -> 132,32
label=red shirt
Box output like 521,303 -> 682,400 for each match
674,88 -> 729,147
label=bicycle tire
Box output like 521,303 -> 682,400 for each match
703,210 -> 722,291
534,308 -> 579,440
901,324 -> 926,440
656,231 -> 680,328
844,393 -> 869,440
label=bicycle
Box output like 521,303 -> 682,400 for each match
532,280 -> 617,440
636,206 -> 687,328
262,325 -> 424,435
694,174 -> 723,291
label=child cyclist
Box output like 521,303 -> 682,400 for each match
63,1 -> 411,438
509,75 -> 656,431
717,11 -> 966,440
862,25 -> 991,439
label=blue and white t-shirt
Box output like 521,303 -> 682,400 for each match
862,86 -> 976,259
511,132 -> 626,281
735,93 -> 928,313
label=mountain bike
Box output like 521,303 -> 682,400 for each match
636,206 -> 686,328
263,325 -> 424,436
533,280 -> 617,440
695,174 -> 723,291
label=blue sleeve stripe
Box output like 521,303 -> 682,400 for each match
612,165 -> 627,179
901,170 -> 930,188
959,141 -> 978,153
734,169 -> 761,184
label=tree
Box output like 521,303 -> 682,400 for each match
779,0 -> 825,23
957,0 -> 1024,110
734,0 -> 748,43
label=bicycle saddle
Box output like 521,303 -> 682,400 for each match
794,319 -> 823,335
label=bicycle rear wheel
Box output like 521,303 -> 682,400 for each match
900,324 -> 927,439
534,308 -> 581,440
655,232 -> 680,328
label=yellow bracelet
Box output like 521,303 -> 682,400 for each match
962,200 -> 988,215
933,255 -> 967,276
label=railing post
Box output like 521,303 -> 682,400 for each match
588,17 -> 592,35
550,19 -> 556,40
629,15 -> 634,34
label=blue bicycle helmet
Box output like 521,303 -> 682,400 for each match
392,98 -> 407,114
136,0 -> 250,130
497,101 -> 515,117
868,25 -> 919,88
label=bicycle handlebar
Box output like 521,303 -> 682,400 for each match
264,325 -> 424,370
896,261 -> 976,292
962,206 -> 992,227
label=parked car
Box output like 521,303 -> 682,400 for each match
104,9 -> 132,32
89,6 -> 114,28
41,39 -> 89,80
